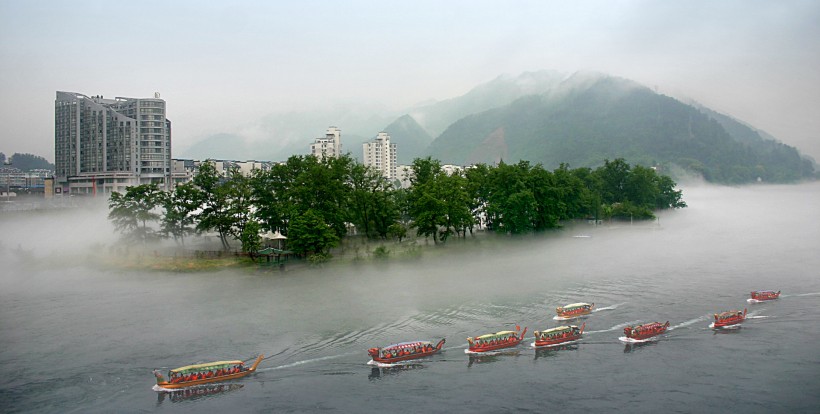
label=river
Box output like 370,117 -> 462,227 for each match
1,182 -> 819,413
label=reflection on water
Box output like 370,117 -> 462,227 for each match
466,350 -> 522,367
156,383 -> 244,404
367,364 -> 425,381
534,344 -> 580,360
4,183 -> 820,412
623,340 -> 659,353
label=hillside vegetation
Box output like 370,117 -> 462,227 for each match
420,73 -> 814,184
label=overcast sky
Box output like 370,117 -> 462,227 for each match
1,0 -> 819,162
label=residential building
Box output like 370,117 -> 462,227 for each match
362,132 -> 398,181
310,126 -> 342,159
54,91 -> 171,195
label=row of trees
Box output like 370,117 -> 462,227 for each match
108,155 -> 685,258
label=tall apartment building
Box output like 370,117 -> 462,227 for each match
309,126 -> 342,159
362,132 -> 398,181
54,91 -> 171,195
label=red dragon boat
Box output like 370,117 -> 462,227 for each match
533,323 -> 585,347
555,302 -> 594,319
622,321 -> 670,341
712,308 -> 747,328
153,355 -> 264,390
749,290 -> 780,302
367,339 -> 446,364
466,325 -> 527,353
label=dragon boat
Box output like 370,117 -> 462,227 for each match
466,325 -> 527,353
367,339 -> 446,364
153,354 -> 264,390
533,323 -> 585,347
555,302 -> 594,319
621,321 -> 669,341
748,290 -> 780,302
712,308 -> 747,328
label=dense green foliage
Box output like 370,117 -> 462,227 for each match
107,156 -> 685,258
425,76 -> 815,184
0,152 -> 54,171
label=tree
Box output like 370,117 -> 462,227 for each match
240,219 -> 262,261
348,163 -> 400,239
108,184 -> 163,243
193,161 -> 234,250
160,182 -> 202,245
287,209 -> 339,256
485,161 -> 535,234
408,157 -> 446,243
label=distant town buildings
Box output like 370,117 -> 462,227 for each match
54,91 -> 171,195
309,126 -> 342,160
362,132 -> 398,181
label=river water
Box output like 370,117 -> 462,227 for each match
1,182 -> 819,413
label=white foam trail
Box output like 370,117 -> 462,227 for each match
586,320 -> 642,334
530,339 -> 580,348
593,302 -> 627,312
262,352 -> 356,371
670,316 -> 708,331
746,315 -> 769,319
618,336 -> 656,344
464,349 -> 502,355
791,292 -> 820,297
709,322 -> 742,329
367,360 -> 402,368
552,315 -> 574,321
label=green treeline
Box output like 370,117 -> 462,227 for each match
108,156 -> 685,259
0,152 -> 55,171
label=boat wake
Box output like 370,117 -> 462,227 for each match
669,316 -> 708,331
261,352 -> 357,372
367,360 -> 410,368
618,336 -> 657,344
785,292 -> 820,297
530,339 -> 580,348
592,302 -> 626,312
586,320 -> 642,334
709,322 -> 741,330
464,349 -> 501,355
746,315 -> 769,319
746,298 -> 762,304
552,315 -> 576,321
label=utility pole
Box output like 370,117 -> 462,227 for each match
3,157 -> 11,203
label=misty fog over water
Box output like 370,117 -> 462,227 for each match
1,182 -> 819,413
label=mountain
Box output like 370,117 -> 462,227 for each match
178,105 -> 396,162
424,73 -> 815,184
382,115 -> 433,164
0,152 -> 54,171
407,70 -> 567,137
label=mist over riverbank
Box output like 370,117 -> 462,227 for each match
2,182 -> 820,412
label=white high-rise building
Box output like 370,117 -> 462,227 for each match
363,132 -> 397,181
310,126 -> 342,159
54,91 -> 171,195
